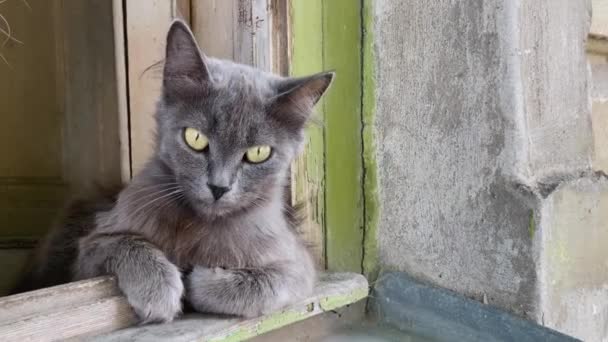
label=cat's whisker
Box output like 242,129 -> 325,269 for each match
121,184 -> 182,203
131,189 -> 183,221
128,186 -> 183,209
139,192 -> 182,221
120,181 -> 179,194
145,174 -> 179,179
123,188 -> 184,222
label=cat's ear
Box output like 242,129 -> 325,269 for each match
163,20 -> 210,94
270,71 -> 335,131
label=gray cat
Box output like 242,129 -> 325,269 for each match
13,20 -> 334,323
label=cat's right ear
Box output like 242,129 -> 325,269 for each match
269,72 -> 335,132
163,20 -> 210,99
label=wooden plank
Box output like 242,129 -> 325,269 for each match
93,273 -> 368,341
60,0 -> 124,190
0,296 -> 135,342
192,0 -> 236,59
0,277 -> 121,324
0,277 -> 136,341
176,0 -> 192,23
270,0 -> 290,76
0,0 -> 124,295
592,0 -> 608,37
588,35 -> 608,55
250,0 -> 272,70
289,0 -> 326,267
125,0 -> 178,175
0,0 -> 69,240
112,0 -> 132,182
0,273 -> 366,341
0,0 -> 64,180
323,0 -> 364,273
192,0 -> 271,70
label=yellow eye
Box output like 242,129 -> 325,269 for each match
245,145 -> 272,163
184,128 -> 209,151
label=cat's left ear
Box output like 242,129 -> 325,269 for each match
270,71 -> 335,131
163,20 -> 210,98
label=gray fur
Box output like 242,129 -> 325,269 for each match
13,20 -> 333,323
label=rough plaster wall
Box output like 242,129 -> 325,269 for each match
520,0 -> 593,181
372,0 -> 594,324
373,0 -> 536,318
539,177 -> 608,342
590,53 -> 608,173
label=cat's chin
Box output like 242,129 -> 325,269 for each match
192,199 -> 261,220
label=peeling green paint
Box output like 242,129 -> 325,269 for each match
361,0 -> 380,282
210,310 -> 309,342
319,287 -> 369,311
211,328 -> 251,342
291,0 -> 326,265
292,0 -> 370,274
210,290 -> 366,342
256,310 -> 310,334
528,210 -> 536,239
324,0 -> 365,274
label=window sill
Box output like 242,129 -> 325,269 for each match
0,273 -> 368,341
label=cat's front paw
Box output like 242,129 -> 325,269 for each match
118,260 -> 184,323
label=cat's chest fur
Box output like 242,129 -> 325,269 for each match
101,195 -> 293,270
160,217 -> 284,269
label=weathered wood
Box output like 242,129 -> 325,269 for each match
125,0 -> 178,175
323,0 -> 364,273
1,296 -> 135,342
192,0 -> 272,71
592,0 -> 608,37
61,0 -> 124,190
0,273 -> 366,341
270,0 -> 290,76
249,0 -> 272,70
112,0 -> 132,182
0,0 -> 68,241
0,277 -> 121,324
588,35 -> 608,55
0,277 -> 137,341
0,0 -> 124,293
176,0 -> 192,23
192,0 -> 236,59
94,273 -> 368,342
290,0 -> 326,267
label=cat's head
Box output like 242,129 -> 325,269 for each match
154,21 -> 333,218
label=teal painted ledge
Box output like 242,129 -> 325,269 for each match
371,272 -> 578,342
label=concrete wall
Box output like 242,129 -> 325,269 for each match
371,0 -> 606,340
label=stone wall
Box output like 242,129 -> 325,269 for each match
371,0 -> 606,340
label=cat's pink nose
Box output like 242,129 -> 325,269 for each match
207,183 -> 230,200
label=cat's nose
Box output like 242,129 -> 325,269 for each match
207,183 -> 231,200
